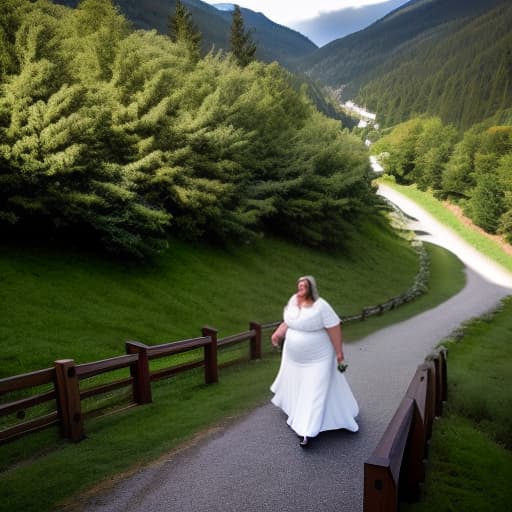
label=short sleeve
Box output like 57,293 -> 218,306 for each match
319,298 -> 340,328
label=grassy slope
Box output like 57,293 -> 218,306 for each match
1,219 -> 419,377
0,217 -> 467,512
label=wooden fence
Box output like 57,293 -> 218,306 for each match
342,242 -> 429,323
0,322 -> 269,444
363,348 -> 447,511
0,244 -> 429,446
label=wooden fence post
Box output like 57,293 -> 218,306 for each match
125,341 -> 152,404
423,360 -> 436,442
401,400 -> 427,501
54,359 -> 84,443
431,352 -> 445,417
202,326 -> 218,384
249,321 -> 262,360
363,398 -> 414,512
440,348 -> 448,403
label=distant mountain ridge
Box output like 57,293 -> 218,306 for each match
300,0 -> 512,128
53,0 -> 317,67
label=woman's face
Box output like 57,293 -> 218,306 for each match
297,279 -> 310,298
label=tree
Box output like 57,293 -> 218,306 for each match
468,173 -> 504,233
0,0 -> 21,84
229,5 -> 256,67
413,117 -> 457,191
168,0 -> 201,63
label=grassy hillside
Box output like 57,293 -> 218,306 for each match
1,219 -> 418,377
0,220 -> 468,512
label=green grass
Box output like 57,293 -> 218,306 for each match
379,177 -> 512,273
0,218 -> 467,512
402,297 -> 512,512
345,242 -> 465,340
0,219 -> 421,377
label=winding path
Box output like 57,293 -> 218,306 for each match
77,185 -> 512,512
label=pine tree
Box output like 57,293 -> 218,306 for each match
168,0 -> 201,63
229,5 -> 256,67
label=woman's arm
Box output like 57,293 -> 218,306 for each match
271,322 -> 288,346
326,324 -> 344,363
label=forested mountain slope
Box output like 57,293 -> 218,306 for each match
53,0 -> 317,67
301,0 -> 511,129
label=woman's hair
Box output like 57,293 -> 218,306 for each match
298,275 -> 319,301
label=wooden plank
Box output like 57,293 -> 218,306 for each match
79,377 -> 133,400
147,336 -> 211,359
0,390 -> 56,417
0,412 -> 59,444
76,354 -> 138,379
218,330 -> 254,347
150,360 -> 204,381
0,368 -> 55,395
364,398 -> 414,511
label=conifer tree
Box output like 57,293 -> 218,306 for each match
229,5 -> 256,67
168,0 -> 201,62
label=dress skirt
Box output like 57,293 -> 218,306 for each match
270,326 -> 359,438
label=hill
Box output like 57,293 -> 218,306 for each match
53,0 -> 317,67
301,0 -> 511,129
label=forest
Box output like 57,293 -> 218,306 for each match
356,1 -> 512,130
371,115 -> 512,242
0,0 -> 376,258
303,0 -> 511,132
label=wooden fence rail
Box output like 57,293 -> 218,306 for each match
0,244 -> 431,446
0,321 -> 265,445
364,348 -> 447,511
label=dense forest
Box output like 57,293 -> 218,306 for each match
371,114 -> 512,242
0,0 -> 376,258
302,0 -> 511,131
356,2 -> 512,129
53,0 -> 318,68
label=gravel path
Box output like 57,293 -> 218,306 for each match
75,185 -> 512,512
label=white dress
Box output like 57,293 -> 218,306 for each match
270,295 -> 359,437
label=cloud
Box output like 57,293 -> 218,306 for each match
290,0 -> 407,46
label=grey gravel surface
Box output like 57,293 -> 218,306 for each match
74,187 -> 512,512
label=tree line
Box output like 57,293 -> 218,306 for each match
356,1 -> 512,131
0,0 -> 375,257
371,114 -> 512,242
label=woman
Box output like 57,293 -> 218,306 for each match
270,276 -> 359,447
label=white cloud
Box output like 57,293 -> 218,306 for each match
203,1 -> 393,25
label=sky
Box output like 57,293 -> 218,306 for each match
203,0 -> 396,25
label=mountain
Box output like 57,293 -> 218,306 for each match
300,0 -> 512,129
209,3 -> 318,68
51,1 -> 348,125
52,0 -> 317,68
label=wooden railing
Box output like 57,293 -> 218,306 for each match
0,322 -> 265,444
0,244 -> 430,446
342,242 -> 429,323
363,348 -> 447,511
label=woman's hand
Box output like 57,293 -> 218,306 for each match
271,322 -> 287,347
271,333 -> 282,347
